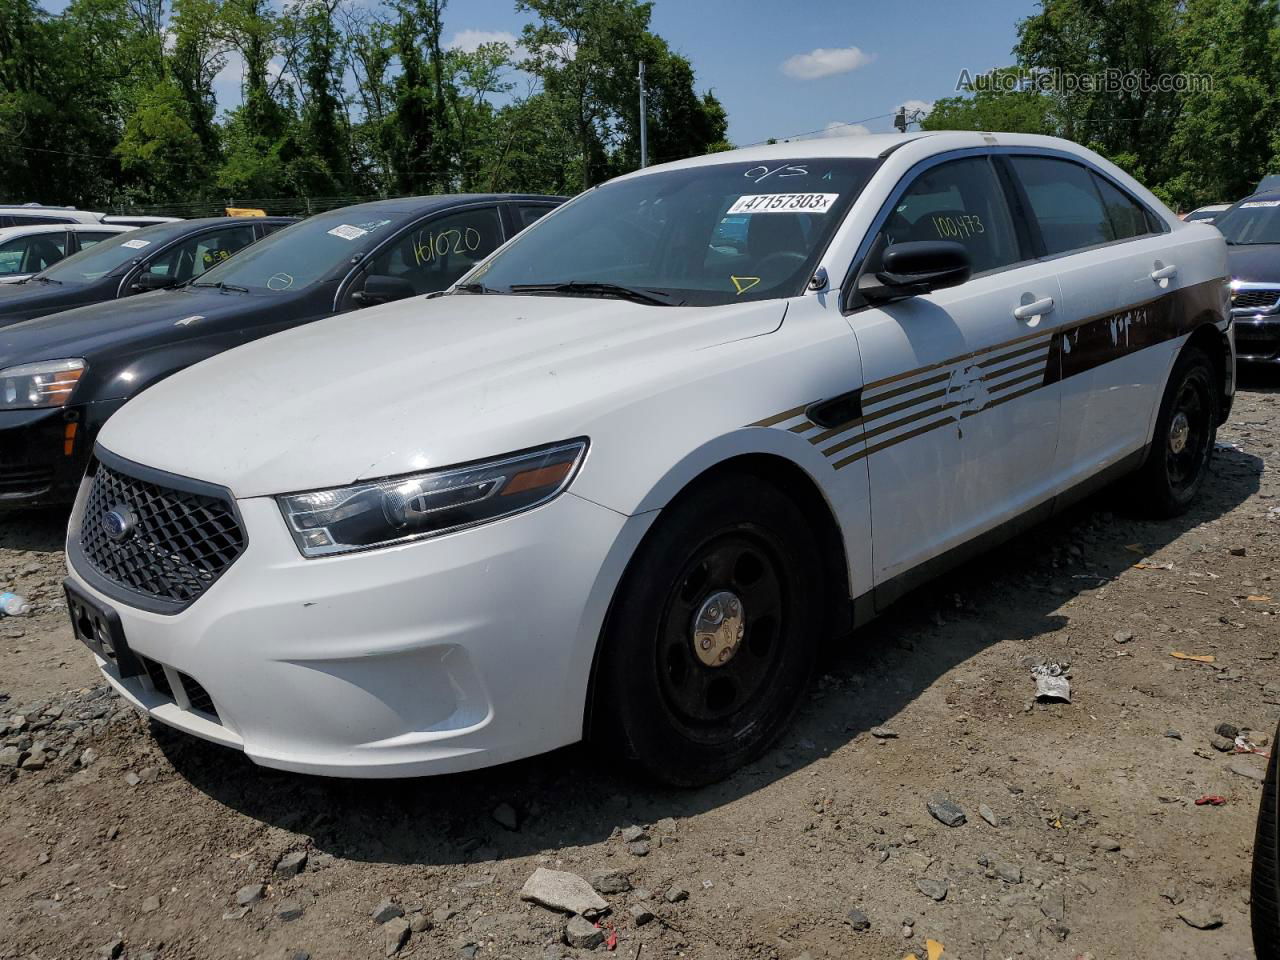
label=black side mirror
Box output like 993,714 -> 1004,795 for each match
859,240 -> 971,303
355,274 -> 416,306
130,271 -> 172,292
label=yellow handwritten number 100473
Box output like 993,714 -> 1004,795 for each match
413,227 -> 483,266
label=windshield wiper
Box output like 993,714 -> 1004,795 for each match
509,281 -> 682,306
27,275 -> 62,285
190,280 -> 249,293
454,282 -> 501,294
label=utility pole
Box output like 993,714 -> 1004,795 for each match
638,61 -> 649,168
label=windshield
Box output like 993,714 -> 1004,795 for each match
195,208 -> 401,293
35,224 -> 185,284
1215,199 -> 1280,244
466,158 -> 880,306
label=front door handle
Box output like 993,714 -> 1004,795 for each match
1013,297 -> 1055,321
1150,264 -> 1178,281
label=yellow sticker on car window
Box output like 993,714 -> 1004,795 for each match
731,275 -> 761,295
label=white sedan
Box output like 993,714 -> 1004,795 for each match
0,223 -> 136,283
64,131 -> 1232,785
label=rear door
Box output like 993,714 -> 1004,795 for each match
1004,154 -> 1191,482
842,152 -> 1066,588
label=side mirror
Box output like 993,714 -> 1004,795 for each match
130,271 -> 172,293
859,240 -> 971,303
355,274 -> 416,306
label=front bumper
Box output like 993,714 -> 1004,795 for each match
66,480 -> 651,777
1232,314 -> 1280,363
0,400 -> 122,507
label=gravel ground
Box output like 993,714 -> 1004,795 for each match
0,377 -> 1277,960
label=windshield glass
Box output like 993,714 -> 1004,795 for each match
1215,199 -> 1280,244
195,208 -> 401,293
467,158 -> 880,306
36,224 -> 186,284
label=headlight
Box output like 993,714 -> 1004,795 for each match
0,358 -> 86,410
277,438 -> 588,557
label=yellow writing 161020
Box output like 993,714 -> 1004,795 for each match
413,227 -> 484,265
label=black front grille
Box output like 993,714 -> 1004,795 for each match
139,654 -> 174,699
1233,289 -> 1280,310
78,458 -> 247,610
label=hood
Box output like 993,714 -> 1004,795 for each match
0,277 -> 85,321
1226,244 -> 1280,284
98,293 -> 786,497
0,287 -> 250,368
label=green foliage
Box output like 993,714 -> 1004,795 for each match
933,0 -> 1280,209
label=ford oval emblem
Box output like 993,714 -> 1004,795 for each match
101,505 -> 137,542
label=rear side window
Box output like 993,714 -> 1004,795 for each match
877,156 -> 1021,275
76,231 -> 120,250
1009,156 -> 1116,255
514,204 -> 555,230
1091,173 -> 1154,241
8,214 -> 75,225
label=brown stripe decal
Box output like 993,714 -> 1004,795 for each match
748,277 -> 1225,467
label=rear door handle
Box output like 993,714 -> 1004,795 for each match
1150,264 -> 1178,281
1013,297 -> 1055,321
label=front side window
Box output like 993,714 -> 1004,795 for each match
75,231 -> 119,250
0,233 -> 67,276
141,226 -> 257,284
871,155 -> 1020,276
1010,156 -> 1116,256
363,207 -> 503,295
1215,198 -> 1280,245
467,158 -> 880,306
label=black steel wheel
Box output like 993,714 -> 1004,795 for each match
1132,346 -> 1218,516
598,473 -> 822,786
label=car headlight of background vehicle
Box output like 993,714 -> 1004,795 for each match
0,358 -> 86,410
277,438 -> 589,557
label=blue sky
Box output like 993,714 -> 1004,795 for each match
44,0 -> 1039,146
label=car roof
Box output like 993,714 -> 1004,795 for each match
608,131 -> 1116,180
118,216 -> 295,241
1238,191 -> 1280,204
0,223 -> 134,240
0,206 -> 105,223
317,194 -> 566,218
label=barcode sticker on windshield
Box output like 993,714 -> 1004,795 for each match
1240,200 -> 1280,208
728,193 -> 839,215
121,238 -> 151,249
327,224 -> 368,240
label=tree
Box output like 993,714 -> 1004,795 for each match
922,68 -> 1056,135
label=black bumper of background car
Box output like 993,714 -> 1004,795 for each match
1235,316 -> 1280,363
0,400 -> 124,507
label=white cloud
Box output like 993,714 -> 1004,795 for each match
899,99 -> 934,116
817,121 -> 871,138
781,45 -> 876,81
446,29 -> 518,53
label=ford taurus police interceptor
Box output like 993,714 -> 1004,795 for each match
64,132 -> 1233,786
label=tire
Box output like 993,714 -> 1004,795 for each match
598,473 -> 823,787
1253,721 -> 1280,960
1131,346 -> 1219,517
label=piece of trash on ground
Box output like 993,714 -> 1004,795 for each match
904,940 -> 945,960
1134,561 -> 1174,570
1031,660 -> 1071,702
1194,795 -> 1227,806
1170,651 -> 1216,664
0,592 -> 31,616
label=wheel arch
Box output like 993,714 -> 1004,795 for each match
1181,320 -> 1233,423
581,448 -> 854,742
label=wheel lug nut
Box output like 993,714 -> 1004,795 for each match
700,637 -> 713,650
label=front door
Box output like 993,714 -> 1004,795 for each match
842,153 -> 1065,587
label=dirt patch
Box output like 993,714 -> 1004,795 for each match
1,380 -> 1277,960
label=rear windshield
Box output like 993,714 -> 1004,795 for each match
467,158 -> 881,306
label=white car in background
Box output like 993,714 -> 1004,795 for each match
0,223 -> 136,283
65,131 -> 1232,786
1183,203 -> 1230,224
0,205 -> 106,226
